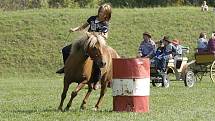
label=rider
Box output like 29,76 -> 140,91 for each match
56,3 -> 112,89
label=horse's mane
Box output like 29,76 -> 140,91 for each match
84,33 -> 106,51
71,33 -> 106,55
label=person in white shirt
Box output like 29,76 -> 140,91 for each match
201,1 -> 209,11
197,32 -> 208,52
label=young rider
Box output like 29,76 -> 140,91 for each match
56,3 -> 112,89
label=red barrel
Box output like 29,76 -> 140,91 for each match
112,58 -> 150,113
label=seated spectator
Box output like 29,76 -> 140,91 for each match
137,32 -> 156,59
201,1 -> 209,11
172,39 -> 183,56
197,32 -> 208,52
153,40 -> 164,68
208,31 -> 215,53
154,36 -> 176,72
155,40 -> 164,59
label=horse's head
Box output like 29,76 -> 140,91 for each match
84,32 -> 107,68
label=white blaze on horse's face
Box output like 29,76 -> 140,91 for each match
87,35 -> 106,68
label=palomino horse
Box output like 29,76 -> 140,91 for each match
58,32 -> 120,111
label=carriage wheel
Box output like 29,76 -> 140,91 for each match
184,70 -> 195,87
210,60 -> 215,83
152,79 -> 162,87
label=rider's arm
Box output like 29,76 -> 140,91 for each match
69,23 -> 89,32
146,50 -> 154,58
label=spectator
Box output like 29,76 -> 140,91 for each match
172,39 -> 183,56
155,40 -> 164,58
137,32 -> 156,59
208,31 -> 215,53
153,40 -> 164,69
201,1 -> 209,11
154,36 -> 176,72
197,32 -> 208,52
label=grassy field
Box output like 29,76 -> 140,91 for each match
0,7 -> 215,76
0,76 -> 215,121
0,7 -> 215,121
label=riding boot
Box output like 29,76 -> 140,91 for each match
56,67 -> 64,74
56,44 -> 72,74
92,62 -> 101,90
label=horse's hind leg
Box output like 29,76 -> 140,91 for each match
94,81 -> 108,111
80,84 -> 93,110
58,81 -> 70,111
64,82 -> 85,111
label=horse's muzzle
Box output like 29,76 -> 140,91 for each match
96,61 -> 106,68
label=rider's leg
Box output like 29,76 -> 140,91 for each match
91,61 -> 101,90
56,44 -> 72,74
62,44 -> 72,64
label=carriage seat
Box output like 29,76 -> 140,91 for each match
195,51 -> 214,55
195,52 -> 215,64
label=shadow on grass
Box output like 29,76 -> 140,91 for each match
1,108 -> 114,114
1,109 -> 59,114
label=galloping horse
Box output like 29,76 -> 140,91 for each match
58,32 -> 120,111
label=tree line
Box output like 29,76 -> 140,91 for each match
0,0 -> 215,10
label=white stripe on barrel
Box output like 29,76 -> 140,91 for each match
112,58 -> 150,113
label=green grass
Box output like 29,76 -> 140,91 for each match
0,76 -> 215,121
0,7 -> 215,76
0,7 -> 215,121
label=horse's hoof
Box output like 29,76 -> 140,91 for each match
80,106 -> 86,111
58,107 -> 63,112
80,107 -> 85,112
92,107 -> 98,111
64,107 -> 70,112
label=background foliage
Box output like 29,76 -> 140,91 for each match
0,0 -> 215,10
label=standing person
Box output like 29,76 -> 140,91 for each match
208,31 -> 215,53
137,32 -> 156,59
197,32 -> 208,52
56,3 -> 112,89
201,1 -> 209,11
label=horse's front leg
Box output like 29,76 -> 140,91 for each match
94,80 -> 108,111
58,81 -> 70,111
64,82 -> 86,111
80,83 -> 93,110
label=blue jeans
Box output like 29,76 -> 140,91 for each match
154,55 -> 169,72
